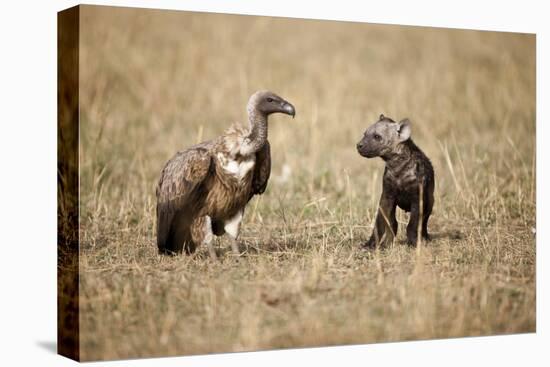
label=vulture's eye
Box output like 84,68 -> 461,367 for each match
266,97 -> 274,103
373,134 -> 382,141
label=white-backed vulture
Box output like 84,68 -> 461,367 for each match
156,90 -> 296,259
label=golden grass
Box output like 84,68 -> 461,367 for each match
76,5 -> 535,361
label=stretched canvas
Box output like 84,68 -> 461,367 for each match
58,4 -> 536,362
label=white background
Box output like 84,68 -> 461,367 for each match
0,0 -> 547,365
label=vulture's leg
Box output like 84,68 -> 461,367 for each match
224,210 -> 243,256
203,216 -> 216,260
191,216 -> 216,260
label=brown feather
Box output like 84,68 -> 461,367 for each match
250,141 -> 271,201
156,128 -> 260,254
156,144 -> 213,254
155,90 -> 294,255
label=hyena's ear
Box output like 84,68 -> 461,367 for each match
397,118 -> 412,142
379,114 -> 385,120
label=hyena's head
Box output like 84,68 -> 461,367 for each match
356,114 -> 412,158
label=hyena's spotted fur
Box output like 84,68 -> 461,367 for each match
357,114 -> 435,247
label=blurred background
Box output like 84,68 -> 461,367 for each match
77,5 -> 535,361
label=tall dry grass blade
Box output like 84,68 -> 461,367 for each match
345,170 -> 354,244
417,182 -> 423,253
196,124 -> 204,144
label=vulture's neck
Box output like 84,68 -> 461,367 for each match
243,108 -> 268,154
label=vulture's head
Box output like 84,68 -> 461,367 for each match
248,90 -> 296,118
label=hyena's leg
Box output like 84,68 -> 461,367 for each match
390,204 -> 398,239
406,200 -> 420,246
191,216 -> 216,260
224,210 -> 243,256
384,203 -> 398,246
364,192 -> 396,248
421,216 -> 431,240
422,192 -> 434,240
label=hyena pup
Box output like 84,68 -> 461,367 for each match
356,114 -> 434,248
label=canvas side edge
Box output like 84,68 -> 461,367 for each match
57,5 -> 81,362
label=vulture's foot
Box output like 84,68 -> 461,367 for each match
205,239 -> 218,261
230,239 -> 242,257
224,210 -> 244,258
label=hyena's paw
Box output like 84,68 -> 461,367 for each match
406,236 -> 418,247
360,238 -> 377,250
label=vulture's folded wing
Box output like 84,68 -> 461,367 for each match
156,145 -> 213,250
249,141 -> 271,201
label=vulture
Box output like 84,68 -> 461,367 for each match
156,90 -> 296,259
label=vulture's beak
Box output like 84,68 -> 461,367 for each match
282,101 -> 296,118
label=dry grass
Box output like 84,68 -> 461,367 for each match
76,5 -> 535,361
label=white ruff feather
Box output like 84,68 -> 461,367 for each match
224,210 -> 243,238
217,153 -> 255,180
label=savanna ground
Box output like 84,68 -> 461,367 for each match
76,5 -> 536,361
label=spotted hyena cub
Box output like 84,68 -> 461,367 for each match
356,114 -> 434,248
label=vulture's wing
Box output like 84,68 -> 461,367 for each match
249,141 -> 271,201
156,144 -> 213,251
